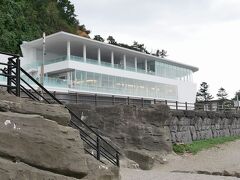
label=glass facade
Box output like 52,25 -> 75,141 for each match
72,70 -> 178,100
155,61 -> 193,81
21,52 -> 196,100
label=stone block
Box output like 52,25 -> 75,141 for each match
194,117 -> 203,131
125,150 -> 155,170
177,117 -> 190,132
175,131 -> 192,144
189,126 -> 197,141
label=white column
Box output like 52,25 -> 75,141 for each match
123,54 -> 126,70
111,51 -> 114,67
98,48 -> 101,65
67,41 -> 71,61
83,44 -> 86,62
134,57 -> 137,72
67,72 -> 71,88
145,59 -> 148,73
74,70 -> 77,87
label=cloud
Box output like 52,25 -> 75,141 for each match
70,0 -> 240,97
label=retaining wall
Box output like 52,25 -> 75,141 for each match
167,110 -> 240,144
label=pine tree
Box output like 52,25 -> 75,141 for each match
93,35 -> 104,42
216,87 -> 228,100
196,82 -> 214,102
107,36 -> 117,45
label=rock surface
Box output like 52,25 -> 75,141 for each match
125,150 -> 155,170
0,90 -> 120,180
0,157 -> 79,180
0,111 -> 88,178
67,103 -> 172,153
0,90 -> 70,126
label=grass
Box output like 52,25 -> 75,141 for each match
173,136 -> 240,155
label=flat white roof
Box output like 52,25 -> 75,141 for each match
21,31 -> 199,72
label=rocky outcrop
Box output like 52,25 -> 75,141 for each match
0,90 -> 70,126
0,157 -> 80,180
0,90 -> 120,180
167,110 -> 240,144
67,104 -> 172,154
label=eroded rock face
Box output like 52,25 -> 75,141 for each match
0,90 -> 70,126
0,111 -> 88,178
0,94 -> 120,179
0,157 -> 79,180
67,104 -> 172,153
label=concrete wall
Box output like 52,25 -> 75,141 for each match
166,110 -> 240,144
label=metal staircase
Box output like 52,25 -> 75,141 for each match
0,52 -> 120,166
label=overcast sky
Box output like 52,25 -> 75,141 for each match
71,0 -> 240,99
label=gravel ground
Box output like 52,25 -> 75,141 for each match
121,140 -> 240,180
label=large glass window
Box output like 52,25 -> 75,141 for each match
155,61 -> 193,81
73,70 -> 178,100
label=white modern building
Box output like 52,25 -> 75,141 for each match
20,31 -> 198,103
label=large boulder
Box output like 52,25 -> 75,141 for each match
0,111 -> 119,179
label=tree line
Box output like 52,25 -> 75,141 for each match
196,82 -> 240,103
94,35 -> 168,58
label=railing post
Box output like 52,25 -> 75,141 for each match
94,94 -> 97,106
96,137 -> 100,160
112,95 -> 115,105
185,102 -> 188,110
7,58 -> 12,94
141,98 -> 144,107
76,92 -> 78,103
116,152 -> 119,167
176,101 -> 178,110
15,57 -> 21,97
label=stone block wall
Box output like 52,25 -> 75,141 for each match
166,110 -> 240,144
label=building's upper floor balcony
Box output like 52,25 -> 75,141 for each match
21,31 -> 198,82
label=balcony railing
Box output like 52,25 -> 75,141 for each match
24,55 -> 158,76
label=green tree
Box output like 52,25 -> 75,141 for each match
132,41 -> 145,52
196,82 -> 214,102
159,49 -> 168,58
232,90 -> 240,100
216,87 -> 228,100
93,35 -> 104,42
57,0 -> 79,26
107,36 -> 117,45
0,0 -> 83,54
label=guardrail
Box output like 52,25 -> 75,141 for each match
0,53 -> 120,166
18,90 -> 238,112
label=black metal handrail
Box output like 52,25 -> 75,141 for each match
0,51 -> 20,57
0,55 -> 120,166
